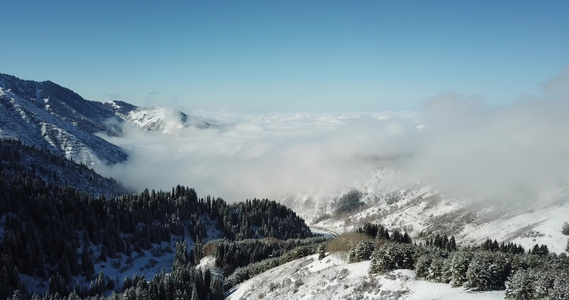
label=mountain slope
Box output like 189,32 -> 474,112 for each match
228,254 -> 505,300
0,73 -> 127,167
0,138 -> 128,198
304,167 -> 569,254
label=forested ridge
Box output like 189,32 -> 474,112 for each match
0,138 -> 314,299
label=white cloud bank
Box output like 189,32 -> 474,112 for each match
99,111 -> 420,203
99,68 -> 569,210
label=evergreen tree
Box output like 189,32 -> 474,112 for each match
505,270 -> 535,300
318,244 -> 326,260
446,251 -> 471,287
550,272 -> 569,300
426,257 -> 445,283
210,275 -> 224,300
562,222 -> 569,235
191,284 -> 199,300
173,241 -> 188,271
414,254 -> 432,279
354,240 -> 374,262
465,251 -> 510,291
58,254 -> 71,284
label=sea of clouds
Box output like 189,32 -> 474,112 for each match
99,68 -> 569,211
99,110 -> 420,202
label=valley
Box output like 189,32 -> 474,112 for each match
0,73 -> 568,299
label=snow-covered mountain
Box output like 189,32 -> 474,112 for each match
0,73 -> 213,167
104,100 -> 212,134
0,73 -> 128,167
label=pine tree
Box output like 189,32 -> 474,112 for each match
348,248 -> 357,263
465,251 -> 510,291
210,275 -> 224,300
354,240 -> 374,262
533,269 -> 555,299
426,257 -> 444,283
447,251 -> 471,287
505,270 -> 535,300
550,271 -> 569,300
58,254 -> 71,283
81,240 -> 94,277
414,254 -> 432,279
318,244 -> 326,260
191,284 -> 199,300
562,222 -> 569,235
173,241 -> 188,271
448,236 -> 457,252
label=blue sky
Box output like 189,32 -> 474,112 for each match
1,1 -> 568,112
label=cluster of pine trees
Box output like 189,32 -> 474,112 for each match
348,222 -> 569,299
0,138 -> 314,299
210,237 -> 326,276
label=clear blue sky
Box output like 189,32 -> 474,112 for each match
1,1 -> 568,112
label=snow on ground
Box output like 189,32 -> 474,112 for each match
227,254 -> 505,300
405,274 -> 505,300
460,199 -> 569,253
197,256 -> 216,271
93,239 -> 178,286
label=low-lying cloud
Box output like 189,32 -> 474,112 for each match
99,111 -> 420,203
99,68 -> 569,210
414,90 -> 569,205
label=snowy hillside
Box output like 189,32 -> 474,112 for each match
104,100 -> 212,134
228,254 -> 505,300
0,84 -> 127,167
307,166 -> 569,254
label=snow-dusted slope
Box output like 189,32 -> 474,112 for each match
308,167 -> 569,254
0,82 -> 127,167
0,73 -> 215,167
228,254 -> 505,300
0,73 -> 217,167
104,100 -> 212,134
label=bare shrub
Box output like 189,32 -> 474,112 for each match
326,233 -> 373,261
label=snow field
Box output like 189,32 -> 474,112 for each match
228,254 -> 505,300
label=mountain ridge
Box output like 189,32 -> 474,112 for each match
0,72 -> 212,167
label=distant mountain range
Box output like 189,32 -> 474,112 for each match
0,73 -> 210,167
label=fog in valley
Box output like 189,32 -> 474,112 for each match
99,68 -> 569,211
